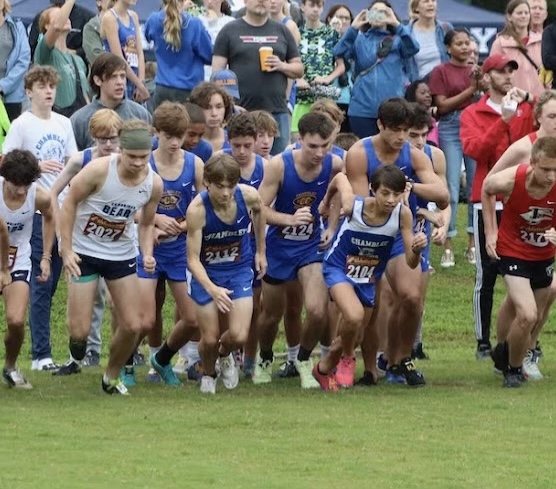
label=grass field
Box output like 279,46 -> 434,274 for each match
1,207 -> 556,489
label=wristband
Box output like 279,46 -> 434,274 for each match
41,255 -> 52,262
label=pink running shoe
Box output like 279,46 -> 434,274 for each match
335,356 -> 356,387
312,363 -> 338,392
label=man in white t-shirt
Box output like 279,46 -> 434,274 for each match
2,65 -> 78,373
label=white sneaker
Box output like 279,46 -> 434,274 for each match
31,357 -> 59,372
200,375 -> 216,394
3,368 -> 33,389
219,354 -> 239,390
252,357 -> 273,384
464,247 -> 476,265
440,249 -> 455,268
295,358 -> 320,389
522,349 -> 543,381
172,355 -> 188,375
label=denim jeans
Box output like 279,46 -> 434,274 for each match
29,214 -> 63,360
271,112 -> 290,156
438,110 -> 476,237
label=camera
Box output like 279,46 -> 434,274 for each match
366,9 -> 387,23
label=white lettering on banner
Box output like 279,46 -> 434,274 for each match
469,27 -> 499,54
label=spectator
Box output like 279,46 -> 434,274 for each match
429,28 -> 479,267
528,0 -> 547,34
292,0 -> 344,136
541,9 -> 556,89
460,53 -> 534,360
333,0 -> 419,138
70,52 -> 151,150
101,0 -> 149,102
34,0 -> 89,117
0,0 -> 31,121
405,78 -> 438,145
145,0 -> 213,108
212,0 -> 303,154
29,0 -> 95,64
325,3 -> 354,133
490,0 -> 545,97
82,0 -> 115,66
405,0 -> 452,82
200,0 -> 234,80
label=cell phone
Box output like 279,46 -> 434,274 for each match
503,99 -> 518,112
366,9 -> 386,23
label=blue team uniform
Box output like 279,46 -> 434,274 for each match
265,150 -> 332,282
363,138 -> 416,261
323,198 -> 402,307
137,151 -> 196,281
189,187 -> 254,305
413,144 -> 434,272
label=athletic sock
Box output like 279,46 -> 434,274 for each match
414,311 -> 424,349
149,345 -> 161,360
69,338 -> 87,362
297,346 -> 312,362
286,344 -> 300,363
260,349 -> 274,362
186,341 -> 200,365
320,344 -> 330,360
156,342 -> 177,367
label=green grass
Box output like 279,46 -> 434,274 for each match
1,207 -> 556,489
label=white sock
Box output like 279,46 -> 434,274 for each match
149,345 -> 161,361
287,344 -> 300,363
70,354 -> 82,367
186,341 -> 200,365
320,345 -> 330,360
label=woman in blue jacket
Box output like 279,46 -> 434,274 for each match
145,0 -> 213,109
0,0 -> 31,121
333,0 -> 419,138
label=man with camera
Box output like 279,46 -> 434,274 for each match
460,53 -> 535,361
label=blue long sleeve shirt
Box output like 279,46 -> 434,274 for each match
333,24 -> 419,119
145,11 -> 213,91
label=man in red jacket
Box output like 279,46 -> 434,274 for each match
460,53 -> 535,360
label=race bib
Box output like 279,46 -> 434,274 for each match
204,241 -> 241,265
345,255 -> 379,284
520,229 -> 549,248
280,222 -> 315,241
84,214 -> 126,241
8,245 -> 17,270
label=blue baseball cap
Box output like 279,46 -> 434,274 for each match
210,69 -> 240,101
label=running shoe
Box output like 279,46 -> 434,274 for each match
32,357 -> 60,372
146,368 -> 161,383
2,368 -> 32,389
377,353 -> 388,376
464,247 -> 476,265
52,360 -> 81,376
120,366 -> 137,387
276,360 -> 299,378
252,357 -> 273,384
440,249 -> 455,268
385,365 -> 406,384
295,358 -> 320,389
312,363 -> 338,391
355,370 -> 377,386
219,354 -> 239,390
522,349 -> 543,381
400,357 -> 426,387
411,343 -> 430,360
491,342 -> 509,373
133,349 -> 146,366
200,375 -> 216,394
172,355 -> 188,375
82,350 -> 100,367
151,354 -> 181,385
243,357 -> 255,379
475,343 -> 492,361
335,356 -> 356,387
187,360 -> 204,382
503,369 -> 525,388
102,376 -> 129,395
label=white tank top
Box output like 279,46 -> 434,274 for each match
0,178 -> 36,272
72,154 -> 154,260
